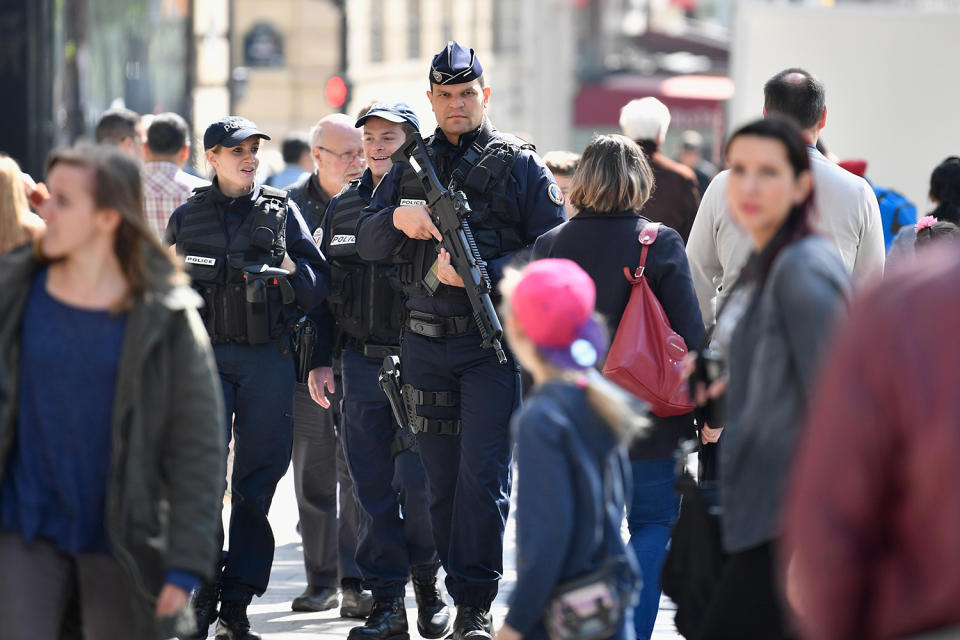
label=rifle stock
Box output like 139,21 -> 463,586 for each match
392,132 -> 508,364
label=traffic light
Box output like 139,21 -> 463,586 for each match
325,75 -> 348,110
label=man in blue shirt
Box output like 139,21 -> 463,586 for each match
356,42 -> 566,640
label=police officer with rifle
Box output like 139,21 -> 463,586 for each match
316,101 -> 449,640
356,43 -> 567,640
166,116 -> 330,640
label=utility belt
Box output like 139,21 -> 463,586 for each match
377,355 -> 462,436
406,310 -> 478,339
198,265 -> 296,345
343,336 -> 400,360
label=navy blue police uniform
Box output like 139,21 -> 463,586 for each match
355,44 -> 567,633
165,117 -> 330,640
323,119 -> 448,634
285,161 -> 368,617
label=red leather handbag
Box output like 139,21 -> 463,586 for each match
602,223 -> 694,417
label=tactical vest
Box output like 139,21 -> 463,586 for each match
176,185 -> 295,343
326,180 -> 406,344
394,126 -> 531,298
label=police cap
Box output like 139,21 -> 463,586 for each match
203,116 -> 271,150
429,41 -> 483,86
355,102 -> 421,132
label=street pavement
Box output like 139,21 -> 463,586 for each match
197,465 -> 683,639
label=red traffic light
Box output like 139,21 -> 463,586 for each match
325,76 -> 348,108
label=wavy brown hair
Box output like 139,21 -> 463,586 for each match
41,145 -> 186,308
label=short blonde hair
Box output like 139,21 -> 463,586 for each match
568,134 -> 655,214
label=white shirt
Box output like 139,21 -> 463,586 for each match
686,146 -> 884,326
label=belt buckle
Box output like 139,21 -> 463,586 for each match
411,319 -> 442,338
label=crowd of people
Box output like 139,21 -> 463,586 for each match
2,38 -> 960,640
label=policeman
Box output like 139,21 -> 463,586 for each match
285,113 -> 372,618
356,43 -> 567,640
316,101 -> 449,640
165,116 -> 330,640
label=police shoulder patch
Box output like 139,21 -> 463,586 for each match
548,182 -> 565,206
313,227 -> 323,247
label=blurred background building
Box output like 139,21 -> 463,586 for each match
2,0 -> 958,205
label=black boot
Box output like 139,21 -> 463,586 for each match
413,576 -> 452,639
215,600 -> 261,640
347,597 -> 409,640
179,581 -> 219,640
341,580 -> 375,619
451,605 -> 493,640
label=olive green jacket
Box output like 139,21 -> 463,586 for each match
0,244 -> 225,635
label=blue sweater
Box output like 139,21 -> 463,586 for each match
506,380 -> 638,640
1,270 -> 126,553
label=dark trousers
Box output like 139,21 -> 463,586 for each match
0,530 -> 146,639
292,380 -> 363,589
340,344 -> 440,598
214,341 -> 296,602
402,330 -> 519,610
698,541 -> 794,640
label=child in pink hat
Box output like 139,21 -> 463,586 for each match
496,259 -> 646,640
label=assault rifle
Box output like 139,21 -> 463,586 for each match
391,132 -> 507,364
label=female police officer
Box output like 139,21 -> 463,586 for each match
166,117 -> 330,640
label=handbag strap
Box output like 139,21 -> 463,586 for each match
623,222 -> 661,282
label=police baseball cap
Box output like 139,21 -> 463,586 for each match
429,41 -> 483,86
203,116 -> 271,150
355,102 -> 421,132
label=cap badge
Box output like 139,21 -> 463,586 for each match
432,68 -> 442,83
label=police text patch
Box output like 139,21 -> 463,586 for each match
184,255 -> 216,266
400,198 -> 427,207
331,234 -> 356,246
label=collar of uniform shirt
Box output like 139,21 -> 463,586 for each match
432,124 -> 484,154
209,178 -> 260,205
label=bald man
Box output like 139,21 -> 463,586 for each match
286,114 -> 372,617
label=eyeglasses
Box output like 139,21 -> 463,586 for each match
315,146 -> 364,162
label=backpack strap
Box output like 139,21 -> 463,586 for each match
623,222 -> 661,282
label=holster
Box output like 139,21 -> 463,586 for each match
378,356 -> 408,429
292,318 -> 317,383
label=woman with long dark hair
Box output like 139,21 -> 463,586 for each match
0,145 -> 225,639
692,117 -> 849,639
